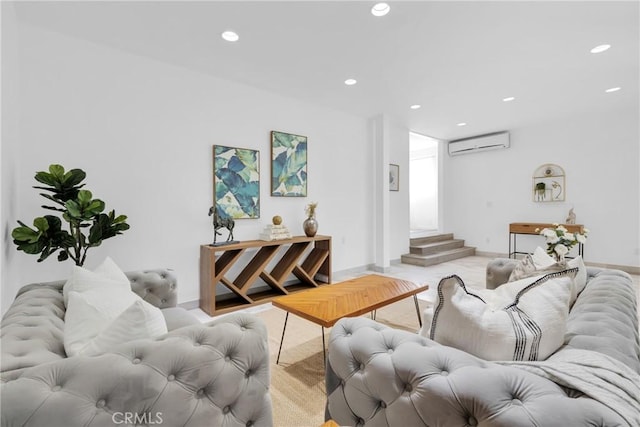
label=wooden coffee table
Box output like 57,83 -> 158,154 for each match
272,274 -> 428,365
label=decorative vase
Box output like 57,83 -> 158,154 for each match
303,216 -> 318,237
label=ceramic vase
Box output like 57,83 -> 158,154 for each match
303,216 -> 318,237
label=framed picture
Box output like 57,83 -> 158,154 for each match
213,145 -> 260,219
389,164 -> 399,191
532,163 -> 565,202
271,130 -> 307,197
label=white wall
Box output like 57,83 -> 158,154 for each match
443,107 -> 640,268
388,120 -> 410,261
1,21 -> 375,313
409,133 -> 439,232
1,2 -> 21,313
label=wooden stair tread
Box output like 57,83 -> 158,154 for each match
401,235 -> 476,267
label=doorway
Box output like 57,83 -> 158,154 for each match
409,132 -> 439,237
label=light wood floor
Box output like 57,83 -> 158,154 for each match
191,255 -> 640,322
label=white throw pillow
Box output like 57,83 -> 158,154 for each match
430,270 -> 576,361
508,247 -> 587,303
65,287 -> 167,357
78,299 -> 168,356
64,287 -> 138,356
63,257 -> 130,306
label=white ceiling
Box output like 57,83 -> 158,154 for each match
13,1 -> 639,140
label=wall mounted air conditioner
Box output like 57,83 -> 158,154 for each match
448,131 -> 510,156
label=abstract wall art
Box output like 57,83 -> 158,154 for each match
271,130 -> 307,197
213,145 -> 260,219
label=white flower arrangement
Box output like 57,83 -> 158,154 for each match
536,223 -> 589,261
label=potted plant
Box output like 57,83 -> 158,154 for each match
11,164 -> 130,266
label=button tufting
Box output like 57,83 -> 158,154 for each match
346,333 -> 352,337
246,422 -> 253,427
441,370 -> 449,376
194,341 -> 201,347
245,370 -> 252,378
468,416 -> 478,426
380,401 -> 387,409
359,363 -> 365,370
223,406 -> 231,414
240,326 -> 247,331
405,384 -> 413,392
387,349 -> 393,354
512,398 -> 522,405
96,399 -> 106,408
225,356 -> 231,362
196,389 -> 205,397
132,358 -> 141,364
52,385 -> 62,392
168,375 -> 175,381
161,299 -> 167,303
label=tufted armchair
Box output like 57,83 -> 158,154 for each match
1,269 -> 273,427
325,266 -> 639,426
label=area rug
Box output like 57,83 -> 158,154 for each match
254,297 -> 430,427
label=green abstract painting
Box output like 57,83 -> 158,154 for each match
271,131 -> 307,197
213,145 -> 260,219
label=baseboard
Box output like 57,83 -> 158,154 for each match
474,250 -> 639,275
333,264 -> 376,279
474,251 -> 508,259
178,300 -> 199,310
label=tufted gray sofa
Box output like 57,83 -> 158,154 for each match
326,263 -> 639,426
1,269 -> 273,427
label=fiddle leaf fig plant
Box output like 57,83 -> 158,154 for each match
12,164 -> 130,266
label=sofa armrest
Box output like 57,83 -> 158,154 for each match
485,258 -> 518,289
126,269 -> 178,309
326,317 -> 624,427
1,313 -> 273,427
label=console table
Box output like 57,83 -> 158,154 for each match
508,223 -> 585,259
199,235 -> 331,315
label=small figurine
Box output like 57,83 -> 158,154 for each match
208,206 -> 235,245
566,208 -> 576,224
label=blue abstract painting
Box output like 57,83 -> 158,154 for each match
213,145 -> 260,219
271,131 -> 307,197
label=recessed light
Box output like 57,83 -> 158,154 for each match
410,104 -> 421,110
590,44 -> 611,54
457,122 -> 467,127
221,31 -> 239,42
605,87 -> 621,93
502,97 -> 515,102
371,3 -> 390,17
344,78 -> 357,86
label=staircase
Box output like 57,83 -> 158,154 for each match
401,233 -> 476,267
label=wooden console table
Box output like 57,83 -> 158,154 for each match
199,235 -> 331,315
509,223 -> 585,259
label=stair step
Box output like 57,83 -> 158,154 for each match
410,239 -> 465,255
401,247 -> 476,267
410,233 -> 454,246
